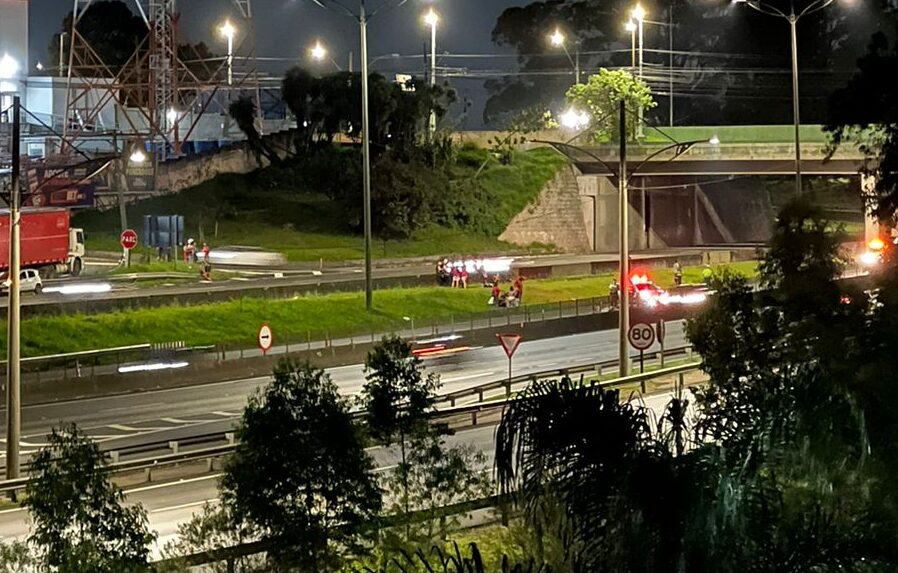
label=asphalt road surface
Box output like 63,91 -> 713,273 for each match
0,248 -> 721,310
0,323 -> 690,554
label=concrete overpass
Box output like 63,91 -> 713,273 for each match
496,125 -> 873,253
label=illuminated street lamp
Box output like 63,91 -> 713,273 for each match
219,20 -> 236,85
733,0 -> 837,195
559,108 -> 590,130
309,40 -> 343,70
628,5 -> 646,136
423,8 -> 439,134
129,148 -> 148,164
624,20 -> 637,67
548,28 -> 581,84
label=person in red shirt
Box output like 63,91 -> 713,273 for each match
490,281 -> 501,305
460,262 -> 469,288
451,264 -> 460,288
513,275 -> 524,302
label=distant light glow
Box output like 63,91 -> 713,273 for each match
0,54 -> 19,79
631,4 -> 647,22
310,41 -> 327,61
129,149 -> 147,164
709,135 -> 721,145
625,20 -> 637,32
35,62 -> 44,71
560,108 -> 590,130
219,20 -> 236,40
549,29 -> 565,47
424,8 -> 439,27
166,107 -> 179,123
868,237 -> 885,251
43,283 -> 112,295
416,334 -> 463,345
118,361 -> 189,374
860,251 -> 880,266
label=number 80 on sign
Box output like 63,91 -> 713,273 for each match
627,322 -> 656,351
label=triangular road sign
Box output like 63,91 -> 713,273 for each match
496,333 -> 522,359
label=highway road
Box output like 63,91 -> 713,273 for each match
0,323 -> 691,555
0,248 -> 731,313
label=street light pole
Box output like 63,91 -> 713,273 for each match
618,99 -> 630,377
425,9 -> 438,135
669,5 -> 674,126
789,14 -> 801,196
734,0 -> 836,195
5,95 -> 22,480
360,1 -> 373,311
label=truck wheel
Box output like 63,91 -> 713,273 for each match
71,258 -> 83,277
34,283 -> 43,295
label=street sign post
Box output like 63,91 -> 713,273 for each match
628,322 -> 656,373
656,319 -> 666,367
496,333 -> 522,391
258,323 -> 273,355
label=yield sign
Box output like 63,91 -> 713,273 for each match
496,333 -> 522,359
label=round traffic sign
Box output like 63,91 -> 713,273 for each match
628,322 -> 656,351
120,229 -> 138,250
258,323 -> 273,354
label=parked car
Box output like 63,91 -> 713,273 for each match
1,268 -> 43,295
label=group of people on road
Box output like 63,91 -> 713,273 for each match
436,258 -> 494,288
183,238 -> 212,281
489,275 -> 524,308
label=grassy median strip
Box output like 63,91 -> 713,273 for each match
3,261 -> 757,358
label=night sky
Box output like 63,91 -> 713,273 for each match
27,0 -> 529,126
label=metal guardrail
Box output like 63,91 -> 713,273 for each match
0,350 -> 703,494
0,343 -> 153,368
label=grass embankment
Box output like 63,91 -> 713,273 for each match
2,262 -> 757,358
75,148 -> 567,262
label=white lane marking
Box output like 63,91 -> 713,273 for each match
125,473 -> 221,495
108,424 -> 142,432
441,371 -> 495,384
160,418 -> 193,424
212,411 -> 238,417
150,498 -> 218,514
0,506 -> 26,516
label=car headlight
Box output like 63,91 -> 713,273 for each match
860,252 -> 880,266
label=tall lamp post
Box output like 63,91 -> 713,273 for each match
219,20 -> 236,86
5,96 -> 21,481
537,117 -> 717,376
734,0 -> 836,195
309,0 -> 426,311
424,8 -> 439,135
549,29 -> 581,84
627,5 -> 646,137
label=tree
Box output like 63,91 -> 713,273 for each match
361,336 -> 488,550
0,541 -> 37,572
827,31 -> 898,223
228,95 -> 281,166
485,107 -> 556,166
564,69 -> 655,142
51,0 -> 147,76
361,336 -> 439,524
24,423 -> 154,573
159,504 -> 266,573
221,359 -> 381,571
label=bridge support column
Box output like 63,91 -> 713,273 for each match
862,174 -> 879,243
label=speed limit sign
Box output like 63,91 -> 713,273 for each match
628,322 -> 656,351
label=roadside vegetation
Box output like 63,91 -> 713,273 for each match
2,261 -> 756,357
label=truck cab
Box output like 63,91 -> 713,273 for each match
68,227 -> 85,276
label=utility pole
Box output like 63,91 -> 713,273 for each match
789,14 -> 802,195
669,4 -> 674,126
5,96 -> 22,480
618,99 -> 630,377
360,0 -> 373,311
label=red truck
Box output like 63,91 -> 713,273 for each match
0,208 -> 85,277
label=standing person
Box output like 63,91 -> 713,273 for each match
513,274 -> 524,304
436,259 -> 445,286
673,260 -> 683,287
451,263 -> 460,288
490,280 -> 501,305
202,242 -> 210,262
460,261 -> 469,289
609,279 -> 620,308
